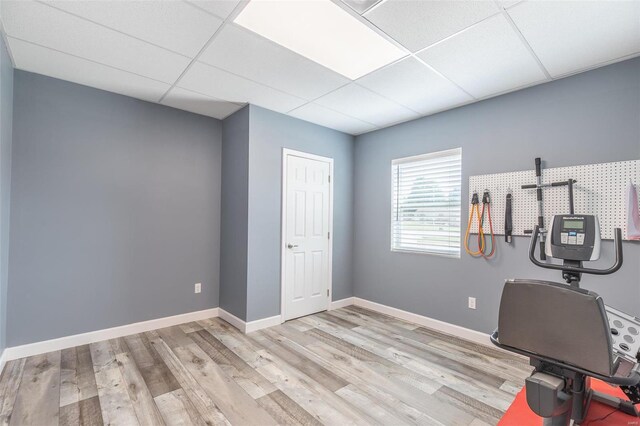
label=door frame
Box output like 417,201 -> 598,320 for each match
280,148 -> 334,323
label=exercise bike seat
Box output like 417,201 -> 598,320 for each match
491,279 -> 640,386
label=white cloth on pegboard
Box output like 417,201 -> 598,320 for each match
627,180 -> 640,240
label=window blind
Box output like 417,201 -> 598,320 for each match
391,148 -> 462,257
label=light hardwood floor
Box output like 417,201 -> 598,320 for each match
0,306 -> 532,425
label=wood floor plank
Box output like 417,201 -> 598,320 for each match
10,351 -> 61,426
263,325 -> 441,425
282,319 -> 314,332
328,308 -> 431,340
60,347 -> 79,407
76,345 -> 99,402
125,333 -> 181,398
346,306 -> 420,330
336,384 -> 413,425
435,385 -> 504,425
179,322 -> 203,334
257,359 -> 374,425
154,389 -> 207,426
316,311 -> 360,329
157,326 -> 198,350
189,330 -> 276,399
255,328 -> 349,392
115,351 -> 165,425
309,316 -> 515,412
328,308 -> 438,345
427,339 -> 532,382
256,390 -> 322,426
0,307 -> 526,426
332,306 -> 526,384
304,326 -> 442,395
0,359 -> 26,426
273,322 -> 318,346
59,345 -> 100,408
171,343 -> 277,425
499,380 -> 523,396
307,341 -> 471,425
148,336 -> 230,426
418,328 -> 529,366
353,324 -> 506,388
60,396 -> 104,426
109,337 -> 129,355
90,341 -> 140,426
470,418 -> 494,426
204,322 -> 377,425
123,334 -> 155,367
201,319 -> 273,369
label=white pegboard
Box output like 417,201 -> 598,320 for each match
468,160 -> 640,240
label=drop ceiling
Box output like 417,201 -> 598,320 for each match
1,0 -> 638,135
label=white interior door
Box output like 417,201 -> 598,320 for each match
283,151 -> 332,321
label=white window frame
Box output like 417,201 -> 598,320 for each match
390,147 -> 462,258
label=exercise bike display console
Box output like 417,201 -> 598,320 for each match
491,214 -> 640,425
546,215 -> 600,261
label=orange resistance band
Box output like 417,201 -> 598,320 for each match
464,196 -> 485,256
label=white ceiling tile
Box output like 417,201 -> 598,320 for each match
508,1 -> 640,78
187,0 -> 241,20
178,62 -> 307,113
162,87 -> 243,119
364,0 -> 500,52
417,14 -> 547,99
199,24 -> 349,100
288,102 -> 377,135
2,1 -> 190,83
357,57 -> 472,115
314,83 -> 418,127
497,0 -> 522,9
42,0 -> 223,57
339,0 -> 383,15
8,37 -> 170,103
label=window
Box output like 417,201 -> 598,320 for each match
391,148 -> 462,257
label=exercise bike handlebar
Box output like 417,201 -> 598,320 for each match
528,225 -> 623,275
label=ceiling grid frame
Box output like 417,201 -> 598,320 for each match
497,1 -> 552,80
35,0 -> 207,60
0,0 -> 637,134
6,35 -> 173,87
157,0 -> 250,103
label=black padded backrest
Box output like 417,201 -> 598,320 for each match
498,279 -> 613,377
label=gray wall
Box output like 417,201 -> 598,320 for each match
8,71 -> 222,346
0,36 -> 13,353
246,105 -> 354,321
353,58 -> 640,334
220,106 -> 250,320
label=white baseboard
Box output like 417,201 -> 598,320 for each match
218,309 -> 247,333
329,297 -> 355,310
246,315 -> 282,333
0,349 -> 5,376
219,296 -> 494,350
218,309 -> 283,334
3,307 -> 219,362
1,296 -> 500,367
352,297 -> 493,348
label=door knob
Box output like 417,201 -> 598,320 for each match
287,244 -> 298,249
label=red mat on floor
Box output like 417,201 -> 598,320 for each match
499,379 -> 639,425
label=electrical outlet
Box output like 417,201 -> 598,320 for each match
468,297 -> 476,310
195,283 -> 201,294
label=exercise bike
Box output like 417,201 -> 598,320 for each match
491,214 -> 640,425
